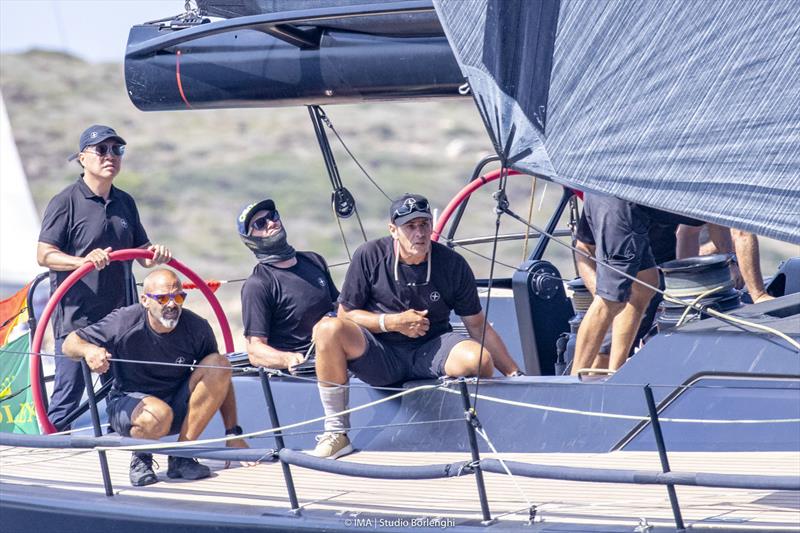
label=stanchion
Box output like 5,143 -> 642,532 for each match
458,379 -> 493,524
643,384 -> 685,531
80,360 -> 114,496
259,368 -> 301,514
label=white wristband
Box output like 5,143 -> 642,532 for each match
378,313 -> 388,333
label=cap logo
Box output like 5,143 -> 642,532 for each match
90,131 -> 98,139
403,198 -> 418,209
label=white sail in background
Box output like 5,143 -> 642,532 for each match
0,92 -> 43,297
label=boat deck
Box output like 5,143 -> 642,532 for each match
1,446 -> 798,532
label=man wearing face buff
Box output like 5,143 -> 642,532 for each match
238,199 -> 339,370
62,269 -> 234,487
310,193 -> 522,459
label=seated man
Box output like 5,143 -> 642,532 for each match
62,269 -> 233,486
571,193 -> 708,374
237,198 -> 339,369
311,193 -> 522,459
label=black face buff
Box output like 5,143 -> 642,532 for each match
239,226 -> 296,264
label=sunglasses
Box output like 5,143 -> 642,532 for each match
85,144 -> 126,157
249,211 -> 280,232
393,199 -> 429,220
145,291 -> 187,305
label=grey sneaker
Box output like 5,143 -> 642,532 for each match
129,452 -> 159,487
167,456 -> 211,480
310,433 -> 353,459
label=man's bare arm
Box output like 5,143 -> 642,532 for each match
62,332 -> 112,374
37,242 -> 111,271
245,335 -> 305,369
731,229 -> 773,303
338,304 -> 430,338
461,312 -> 520,376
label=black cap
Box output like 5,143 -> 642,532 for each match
68,125 -> 126,161
389,193 -> 432,225
237,199 -> 277,236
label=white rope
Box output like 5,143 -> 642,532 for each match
438,387 -> 800,424
97,383 -> 443,452
474,426 -> 534,512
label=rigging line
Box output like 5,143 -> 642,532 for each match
445,240 -> 520,271
352,203 -> 369,243
246,418 -> 465,440
318,108 -> 393,202
474,426 -> 533,511
98,383 -> 446,452
521,175 -> 537,261
0,306 -> 27,329
0,449 -> 93,468
0,384 -> 30,403
438,387 -> 800,423
676,285 -> 725,328
501,206 -> 800,352
472,169 -> 509,410
332,201 -> 353,261
261,367 -> 433,391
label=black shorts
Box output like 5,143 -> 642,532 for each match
106,380 -> 191,437
581,194 -> 656,303
348,328 -> 469,387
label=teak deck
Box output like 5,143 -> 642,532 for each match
2,446 -> 798,531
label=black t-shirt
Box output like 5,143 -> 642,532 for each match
339,237 -> 482,346
241,252 -> 339,352
75,305 -> 217,399
38,178 -> 149,338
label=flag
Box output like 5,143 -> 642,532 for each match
0,284 -> 39,434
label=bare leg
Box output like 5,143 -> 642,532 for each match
179,353 -> 231,442
572,296 -> 625,375
731,229 -> 773,303
313,317 -> 368,386
129,396 -> 173,439
443,340 -> 494,378
608,268 -> 658,370
676,224 -> 703,258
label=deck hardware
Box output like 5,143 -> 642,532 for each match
528,504 -> 537,522
643,385 -> 685,531
458,379 -> 492,524
635,517 -> 653,532
80,360 -> 114,497
259,368 -> 301,515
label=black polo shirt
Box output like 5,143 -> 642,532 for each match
75,305 -> 217,399
38,177 -> 149,338
241,252 -> 339,352
339,237 -> 482,346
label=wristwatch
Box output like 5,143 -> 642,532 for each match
510,370 -> 526,377
225,425 -> 244,436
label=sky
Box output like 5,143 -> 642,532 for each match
0,0 -> 188,63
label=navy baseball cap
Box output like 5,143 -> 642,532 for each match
237,199 -> 277,235
68,125 -> 126,161
389,193 -> 432,226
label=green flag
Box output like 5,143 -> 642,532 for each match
0,334 -> 39,434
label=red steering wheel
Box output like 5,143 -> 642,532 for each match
30,249 -> 234,434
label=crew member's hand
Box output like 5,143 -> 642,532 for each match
148,243 -> 172,265
285,352 -> 306,371
391,309 -> 430,338
85,347 -> 112,374
84,247 -> 112,270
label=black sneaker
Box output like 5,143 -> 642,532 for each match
129,452 -> 159,487
167,456 -> 211,480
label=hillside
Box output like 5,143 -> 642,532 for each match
1,51 -> 795,348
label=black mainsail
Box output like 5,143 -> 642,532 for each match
434,0 -> 800,243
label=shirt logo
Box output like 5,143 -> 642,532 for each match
175,357 -> 186,365
430,291 -> 441,302
317,278 -> 327,287
119,218 -> 129,230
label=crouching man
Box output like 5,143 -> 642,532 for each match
62,269 -> 232,486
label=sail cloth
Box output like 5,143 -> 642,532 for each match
434,0 -> 800,244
